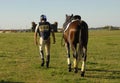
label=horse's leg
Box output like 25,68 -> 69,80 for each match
65,42 -> 71,72
77,44 -> 83,68
81,46 -> 87,77
72,44 -> 78,73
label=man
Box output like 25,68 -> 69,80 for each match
34,14 -> 56,68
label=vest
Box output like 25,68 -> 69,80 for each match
38,22 -> 51,40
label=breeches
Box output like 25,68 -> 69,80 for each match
39,37 -> 50,58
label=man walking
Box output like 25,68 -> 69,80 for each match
34,14 -> 56,68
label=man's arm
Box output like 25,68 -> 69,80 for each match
34,32 -> 38,45
34,25 -> 39,45
51,29 -> 56,44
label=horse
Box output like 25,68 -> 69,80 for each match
51,22 -> 58,32
31,22 -> 37,32
63,14 -> 88,77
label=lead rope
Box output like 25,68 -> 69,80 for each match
61,30 -> 65,47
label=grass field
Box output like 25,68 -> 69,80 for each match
0,30 -> 120,83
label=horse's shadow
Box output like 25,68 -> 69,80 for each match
84,68 -> 120,79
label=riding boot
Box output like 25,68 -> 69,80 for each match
40,50 -> 44,67
46,55 -> 50,68
41,58 -> 44,67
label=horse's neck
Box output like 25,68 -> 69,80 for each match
63,20 -> 73,32
63,19 -> 82,32
63,19 -> 72,28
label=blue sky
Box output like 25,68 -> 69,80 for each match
0,0 -> 120,29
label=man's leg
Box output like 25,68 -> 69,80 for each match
45,38 -> 50,68
39,37 -> 45,66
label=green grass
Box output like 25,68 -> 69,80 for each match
0,30 -> 120,83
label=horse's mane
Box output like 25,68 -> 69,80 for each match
63,14 -> 81,29
63,15 -> 73,29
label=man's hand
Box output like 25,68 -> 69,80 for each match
34,32 -> 38,45
35,40 -> 38,45
53,40 -> 56,44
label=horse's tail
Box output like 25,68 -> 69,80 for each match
77,26 -> 82,61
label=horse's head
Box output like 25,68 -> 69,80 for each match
65,14 -> 73,22
73,15 -> 81,20
31,22 -> 36,26
31,21 -> 37,32
63,14 -> 73,29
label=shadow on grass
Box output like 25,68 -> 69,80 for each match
85,68 -> 120,79
106,43 -> 118,46
0,80 -> 24,83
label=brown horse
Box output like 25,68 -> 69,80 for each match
63,14 -> 88,77
31,22 -> 37,32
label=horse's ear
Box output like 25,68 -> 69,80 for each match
71,14 -> 73,17
66,14 -> 68,17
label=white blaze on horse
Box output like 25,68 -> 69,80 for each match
62,14 -> 88,77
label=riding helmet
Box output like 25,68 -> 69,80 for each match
40,14 -> 47,21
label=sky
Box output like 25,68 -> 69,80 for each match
0,0 -> 120,29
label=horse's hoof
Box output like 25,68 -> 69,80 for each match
81,71 -> 85,77
41,62 -> 44,67
68,69 -> 71,72
74,70 -> 78,73
68,64 -> 71,72
74,68 -> 78,73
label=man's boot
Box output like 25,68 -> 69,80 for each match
40,50 -> 44,67
46,55 -> 50,68
41,58 -> 44,67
